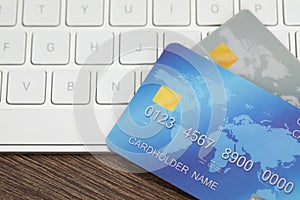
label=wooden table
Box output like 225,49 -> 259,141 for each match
0,154 -> 195,199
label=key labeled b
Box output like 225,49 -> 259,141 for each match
52,70 -> 91,105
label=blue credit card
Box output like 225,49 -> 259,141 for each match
107,44 -> 300,200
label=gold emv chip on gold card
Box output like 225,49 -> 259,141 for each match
209,43 -> 238,68
152,86 -> 182,112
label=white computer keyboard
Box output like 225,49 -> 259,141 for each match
0,0 -> 299,152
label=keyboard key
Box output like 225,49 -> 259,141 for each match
164,31 -> 201,48
32,31 -> 70,65
23,0 -> 61,26
240,0 -> 277,25
0,0 -> 17,26
120,30 -> 158,64
97,69 -> 135,104
7,70 -> 46,105
196,0 -> 233,25
284,0 -> 300,25
110,0 -> 147,26
66,0 -> 104,26
76,31 -> 114,65
272,30 -> 290,50
52,70 -> 91,105
0,31 -> 26,64
153,0 -> 190,26
0,109 -> 108,144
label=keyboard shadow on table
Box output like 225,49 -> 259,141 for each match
0,153 -> 195,199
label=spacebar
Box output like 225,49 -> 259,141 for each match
0,108 -> 124,145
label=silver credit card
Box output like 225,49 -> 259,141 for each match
199,10 -> 300,108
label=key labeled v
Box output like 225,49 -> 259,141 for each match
23,81 -> 31,91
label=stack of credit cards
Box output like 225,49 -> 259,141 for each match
107,10 -> 300,200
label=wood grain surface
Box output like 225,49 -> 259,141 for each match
0,154 -> 195,199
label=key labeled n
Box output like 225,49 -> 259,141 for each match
112,82 -> 120,91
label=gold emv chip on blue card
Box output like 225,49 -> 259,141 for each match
152,86 -> 182,112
